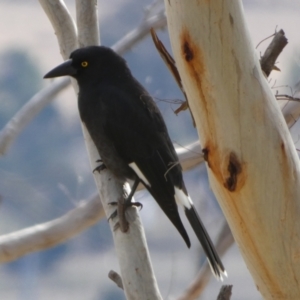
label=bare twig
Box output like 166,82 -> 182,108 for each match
108,270 -> 124,290
258,30 -> 300,128
256,30 -> 276,49
276,94 -> 300,102
260,29 -> 288,77
150,28 -> 196,126
216,285 -> 233,300
150,28 -> 185,99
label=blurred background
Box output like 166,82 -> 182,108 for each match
0,0 -> 300,299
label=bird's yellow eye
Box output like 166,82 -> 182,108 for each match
81,61 -> 88,67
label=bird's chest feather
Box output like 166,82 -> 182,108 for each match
78,88 -> 135,180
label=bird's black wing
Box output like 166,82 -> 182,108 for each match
94,83 -> 191,247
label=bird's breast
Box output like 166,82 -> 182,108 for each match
78,92 -> 135,182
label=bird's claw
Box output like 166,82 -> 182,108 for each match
132,201 -> 143,211
108,209 -> 117,221
93,160 -> 106,173
107,201 -> 143,223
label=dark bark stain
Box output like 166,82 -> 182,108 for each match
202,147 -> 210,167
183,41 -> 194,62
224,152 -> 242,191
229,13 -> 234,26
180,28 -> 209,120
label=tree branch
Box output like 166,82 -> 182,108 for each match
0,78 -> 69,156
0,193 -> 103,263
216,285 -> 233,300
259,29 -> 288,77
113,9 -> 166,55
108,270 -> 124,290
39,0 -> 78,59
75,0 -> 100,47
39,1 -> 163,299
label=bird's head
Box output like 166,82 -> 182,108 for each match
44,46 -> 128,83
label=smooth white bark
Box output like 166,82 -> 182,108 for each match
0,194 -> 103,263
39,0 -> 78,58
76,0 -> 99,47
0,78 -> 69,155
165,1 -> 300,299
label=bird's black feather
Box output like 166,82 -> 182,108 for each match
44,46 -> 226,279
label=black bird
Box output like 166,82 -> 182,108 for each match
44,46 -> 226,279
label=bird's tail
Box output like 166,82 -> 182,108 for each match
185,206 -> 226,280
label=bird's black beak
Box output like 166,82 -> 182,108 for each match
44,59 -> 77,78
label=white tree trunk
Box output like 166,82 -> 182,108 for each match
165,1 -> 300,299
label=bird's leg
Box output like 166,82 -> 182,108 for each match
124,176 -> 142,208
93,159 -> 106,173
108,176 -> 142,230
